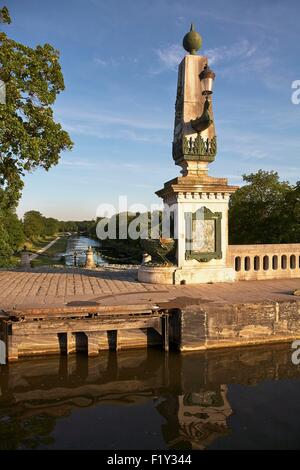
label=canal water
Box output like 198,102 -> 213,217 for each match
1,342 -> 300,450
64,235 -> 105,267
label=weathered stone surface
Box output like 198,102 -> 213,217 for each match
178,297 -> 300,351
179,305 -> 206,350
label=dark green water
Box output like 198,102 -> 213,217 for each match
1,343 -> 300,450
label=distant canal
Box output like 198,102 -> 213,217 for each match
64,235 -> 105,267
1,342 -> 300,450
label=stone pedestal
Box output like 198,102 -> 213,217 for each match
138,175 -> 237,284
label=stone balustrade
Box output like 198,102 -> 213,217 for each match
228,244 -> 300,280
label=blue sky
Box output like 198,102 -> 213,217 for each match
3,0 -> 300,220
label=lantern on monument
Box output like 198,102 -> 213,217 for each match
199,64 -> 215,96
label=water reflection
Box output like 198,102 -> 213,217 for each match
64,235 -> 104,267
1,343 -> 300,449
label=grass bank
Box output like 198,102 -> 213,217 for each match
31,236 -> 69,267
25,235 -> 58,253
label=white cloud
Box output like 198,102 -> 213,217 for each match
59,113 -> 170,145
57,108 -> 171,131
93,57 -> 120,67
56,103 -> 172,144
203,39 -> 275,82
94,57 -> 108,67
204,40 -> 256,65
59,157 -> 170,176
219,126 -> 300,166
155,44 -> 183,71
154,39 -> 270,77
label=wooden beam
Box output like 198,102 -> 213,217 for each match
11,317 -> 162,334
9,304 -> 155,320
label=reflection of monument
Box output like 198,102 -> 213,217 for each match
138,24 -> 238,284
157,386 -> 232,450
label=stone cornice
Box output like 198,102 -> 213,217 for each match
156,175 -> 239,200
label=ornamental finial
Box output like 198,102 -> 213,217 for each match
182,23 -> 202,55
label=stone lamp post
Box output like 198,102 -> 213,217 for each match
138,24 -> 239,285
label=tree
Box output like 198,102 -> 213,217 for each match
0,207 -> 24,250
43,217 -> 59,236
0,221 -> 12,265
0,187 -> 24,265
23,210 -> 44,240
59,220 -> 78,232
280,180 -> 300,243
229,170 -> 293,244
0,6 -> 73,204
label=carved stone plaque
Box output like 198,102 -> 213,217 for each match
192,219 -> 215,252
185,207 -> 222,262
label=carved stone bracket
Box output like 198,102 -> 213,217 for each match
173,135 -> 217,163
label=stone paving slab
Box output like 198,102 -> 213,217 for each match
0,267 -> 299,312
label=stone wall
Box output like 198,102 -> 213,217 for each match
177,298 -> 300,350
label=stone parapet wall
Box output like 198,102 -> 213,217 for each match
228,243 -> 300,281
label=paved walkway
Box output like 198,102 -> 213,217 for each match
0,267 -> 299,312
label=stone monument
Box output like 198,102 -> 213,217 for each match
85,246 -> 96,269
138,24 -> 239,284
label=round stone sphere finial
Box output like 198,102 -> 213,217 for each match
182,23 -> 202,55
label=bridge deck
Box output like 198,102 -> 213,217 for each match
0,267 -> 299,314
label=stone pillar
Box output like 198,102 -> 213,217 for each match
162,314 -> 170,352
86,332 -> 99,356
61,332 -> 76,355
0,338 -> 6,364
7,335 -> 18,361
20,249 -> 31,269
85,246 -> 96,268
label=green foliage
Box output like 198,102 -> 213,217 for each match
0,6 -> 11,24
98,212 -> 155,263
229,170 -> 300,244
0,186 -> 24,266
0,220 -> 12,265
23,211 -> 61,241
59,220 -> 78,232
76,219 -> 96,235
23,210 -> 45,240
43,217 -> 59,236
0,7 -> 73,204
0,207 -> 24,249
